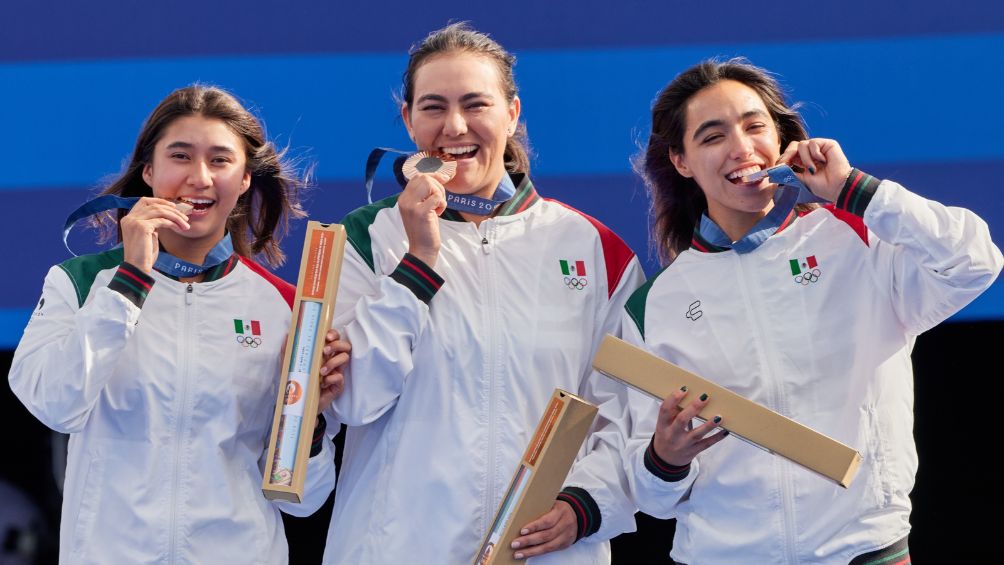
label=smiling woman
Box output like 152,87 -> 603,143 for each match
96,86 -> 304,269
131,115 -> 252,269
7,85 -> 349,564
640,60 -> 812,262
321,23 -> 646,564
402,52 -> 521,205
619,59 -> 1003,565
668,80 -> 785,240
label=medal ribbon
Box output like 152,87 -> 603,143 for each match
698,165 -> 826,254
62,195 -> 234,277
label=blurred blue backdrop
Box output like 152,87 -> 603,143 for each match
2,1 -> 1002,348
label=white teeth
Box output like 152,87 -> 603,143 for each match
441,145 -> 478,155
178,197 -> 215,204
727,166 -> 762,180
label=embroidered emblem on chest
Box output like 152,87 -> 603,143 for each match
789,255 -> 821,285
686,300 -> 703,321
559,259 -> 588,290
234,319 -> 262,348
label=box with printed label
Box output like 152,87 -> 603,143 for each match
474,389 -> 598,565
262,221 -> 346,502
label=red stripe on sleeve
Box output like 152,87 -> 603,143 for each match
546,199 -> 635,299
841,171 -> 865,210
238,257 -> 296,309
118,266 -> 153,290
400,257 -> 442,290
822,205 -> 869,246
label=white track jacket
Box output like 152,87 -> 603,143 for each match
10,251 -> 336,564
323,176 -> 645,564
621,172 -> 1002,563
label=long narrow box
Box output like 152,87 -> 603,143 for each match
592,335 -> 861,488
473,390 -> 598,565
262,221 -> 347,502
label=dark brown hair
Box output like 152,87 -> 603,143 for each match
98,84 -> 307,267
401,22 -> 531,175
638,58 -> 809,262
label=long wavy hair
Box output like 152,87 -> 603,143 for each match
637,59 -> 810,262
97,85 -> 308,267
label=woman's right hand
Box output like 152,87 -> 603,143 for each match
398,172 -> 450,269
120,197 -> 191,274
653,387 -> 728,466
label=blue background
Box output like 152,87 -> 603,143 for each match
2,1 -> 1002,348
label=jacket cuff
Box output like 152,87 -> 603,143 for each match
309,414 -> 327,457
108,262 -> 155,308
835,168 -> 880,217
556,486 -> 601,541
389,253 -> 444,305
644,439 -> 691,482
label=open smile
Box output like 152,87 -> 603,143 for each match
176,197 -> 216,215
726,165 -> 765,186
439,145 -> 479,160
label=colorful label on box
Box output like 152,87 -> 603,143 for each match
303,229 -> 333,299
524,396 -> 563,466
476,464 -> 532,564
268,300 -> 321,485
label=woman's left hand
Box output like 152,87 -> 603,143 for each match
509,500 -> 578,560
777,138 -> 853,202
317,329 -> 351,414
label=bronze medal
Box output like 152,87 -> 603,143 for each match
401,151 -> 457,182
174,201 -> 194,215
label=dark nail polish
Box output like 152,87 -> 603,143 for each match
700,393 -> 708,402
713,415 -> 722,424
680,385 -> 688,392
808,166 -> 816,175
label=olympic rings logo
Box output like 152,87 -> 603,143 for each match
236,335 -> 262,348
794,268 -> 822,285
564,276 -> 588,290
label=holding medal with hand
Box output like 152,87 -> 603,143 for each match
397,150 -> 457,268
396,40 -> 522,267
323,23 -> 646,564
9,85 -> 348,564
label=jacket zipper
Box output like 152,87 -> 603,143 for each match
169,283 -> 194,563
735,254 -> 799,564
478,222 -> 499,534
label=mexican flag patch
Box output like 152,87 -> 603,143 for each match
559,260 -> 586,276
789,256 -> 818,276
234,319 -> 261,335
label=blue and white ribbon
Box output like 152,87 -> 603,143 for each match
62,194 -> 234,277
698,165 -> 826,254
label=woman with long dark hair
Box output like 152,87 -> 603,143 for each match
9,85 -> 347,564
621,59 -> 1001,563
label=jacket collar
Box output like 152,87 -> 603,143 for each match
690,186 -> 801,254
158,253 -> 239,282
